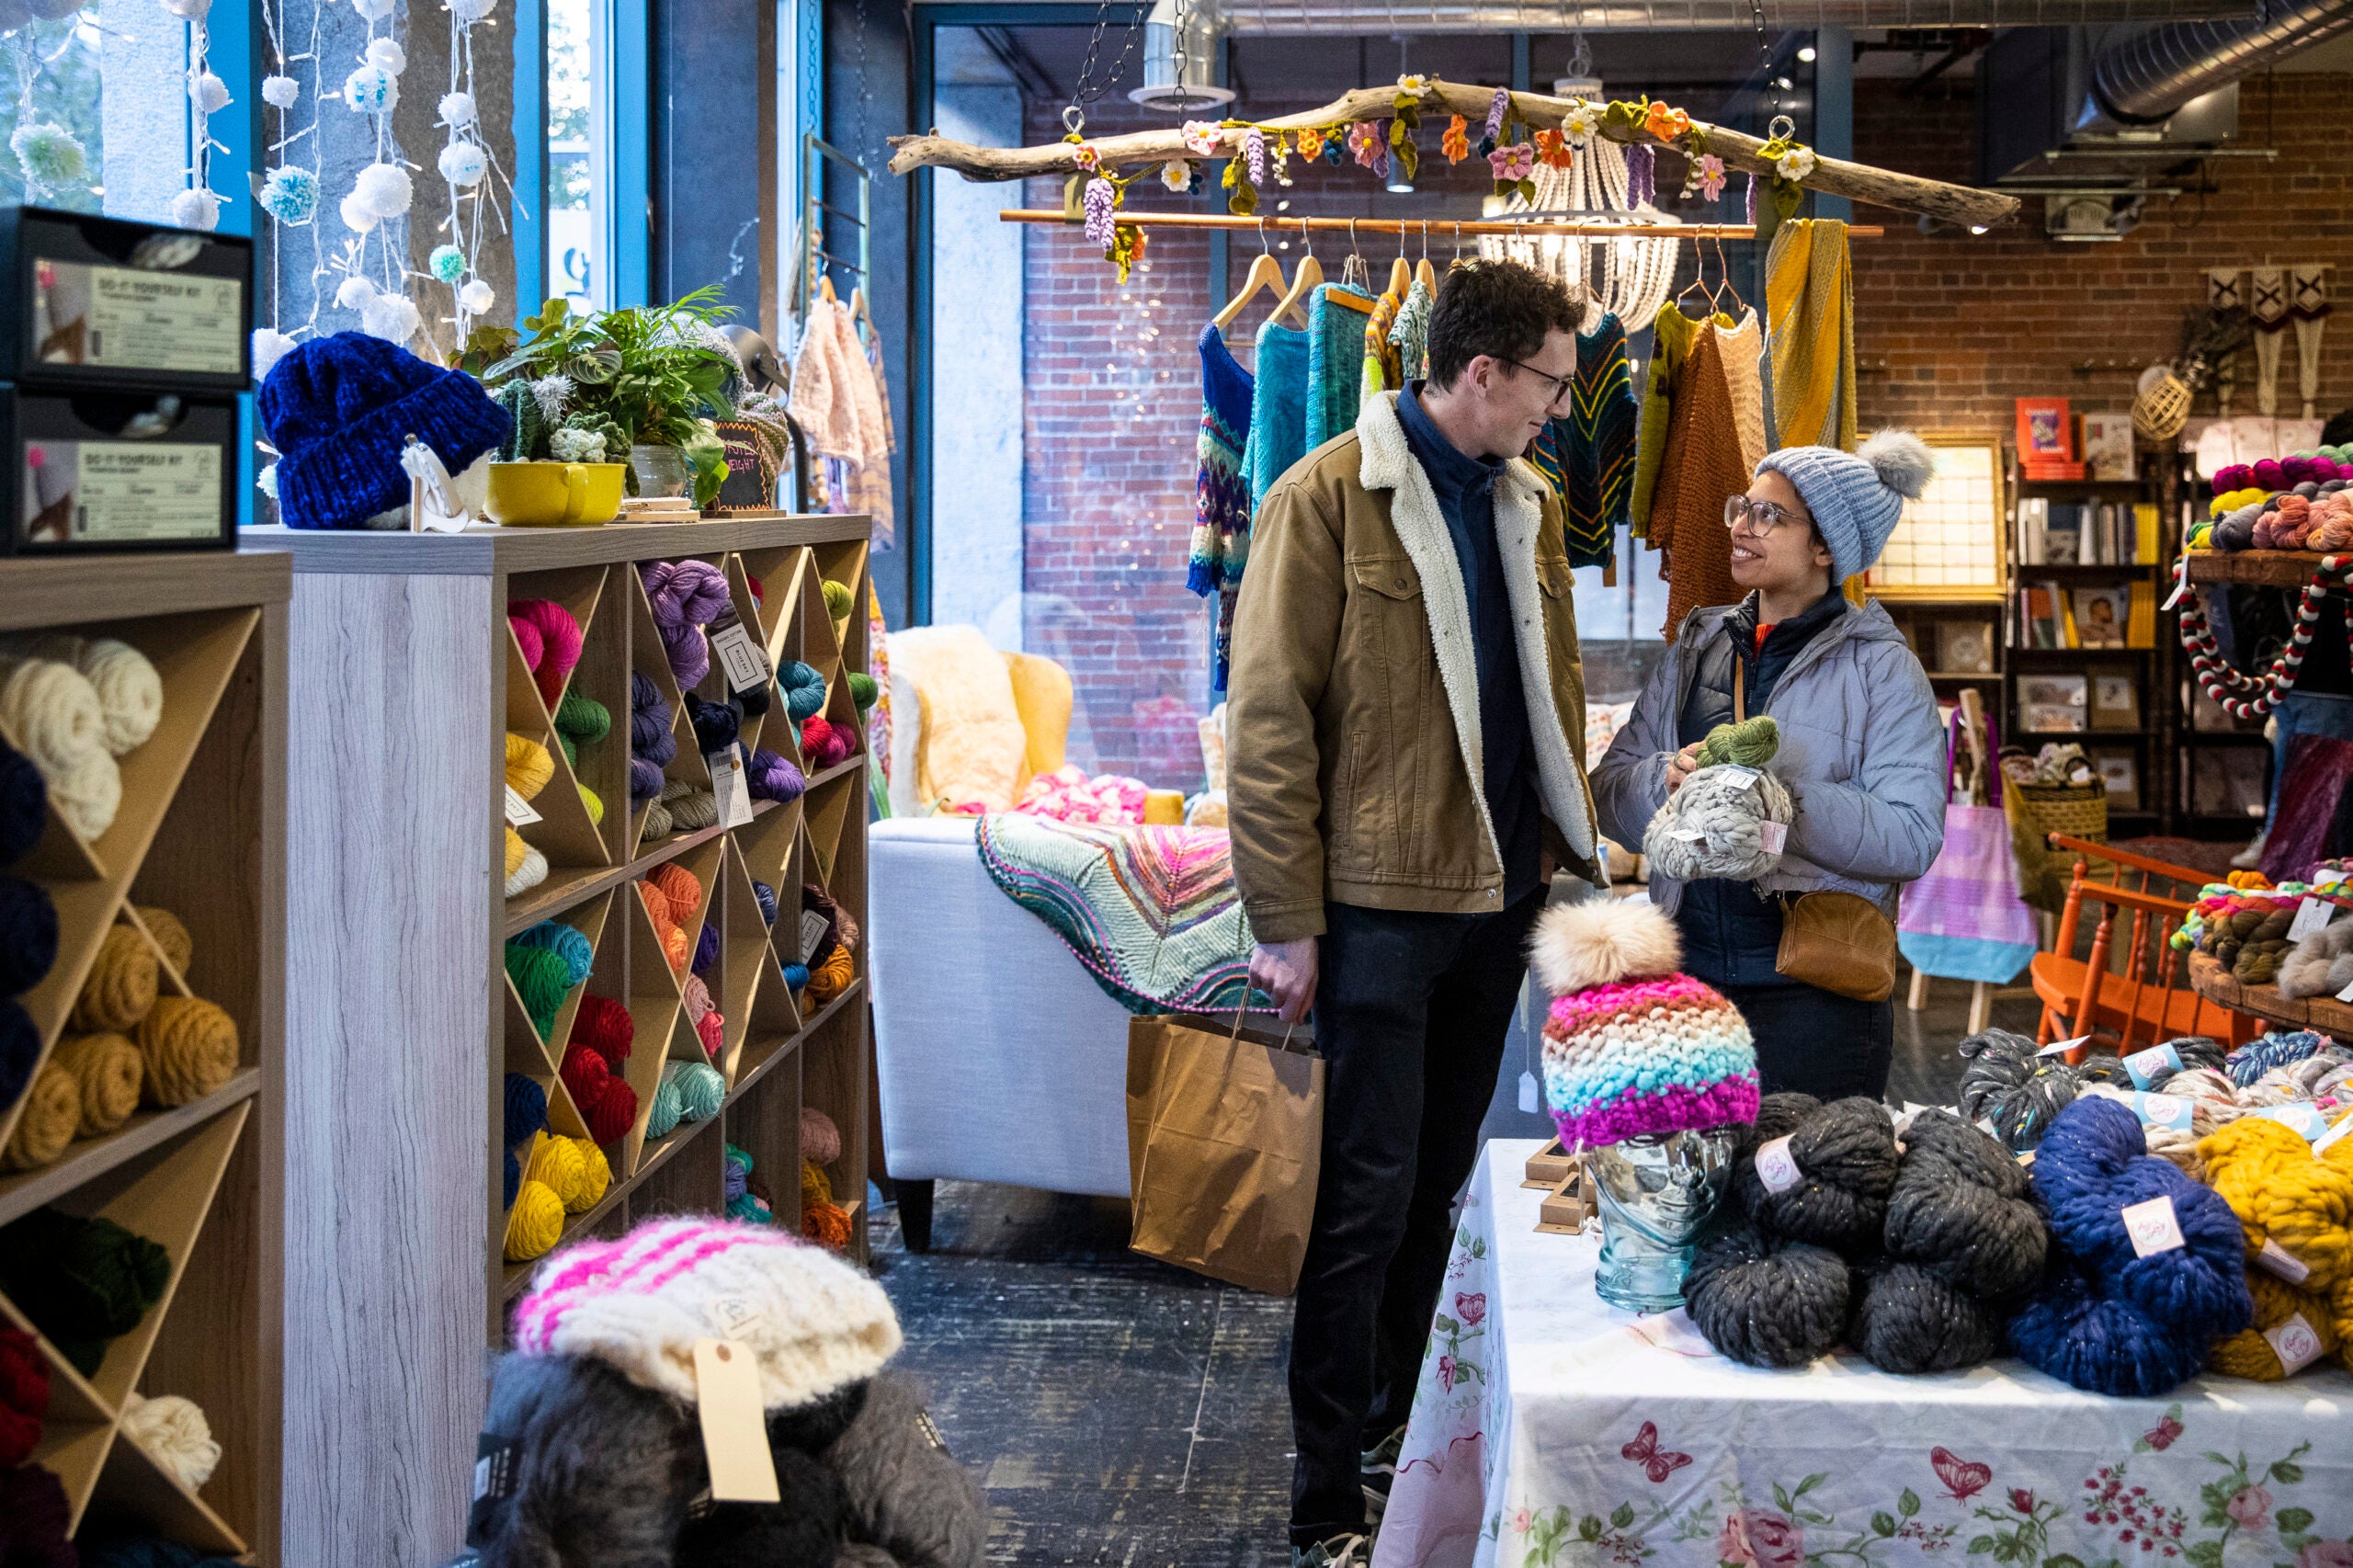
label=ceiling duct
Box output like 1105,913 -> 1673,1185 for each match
1131,0 -> 1235,112
2090,0 -> 2353,122
1206,0 -> 2252,34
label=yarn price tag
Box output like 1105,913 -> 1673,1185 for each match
2122,1042 -> 2182,1089
2256,1237 -> 2313,1285
2265,1312 -> 2324,1375
1716,764 -> 1762,790
691,1339 -> 780,1503
1518,1070 -> 1539,1115
2250,1102 -> 2328,1141
2337,973 -> 2353,1005
2288,896 -> 2337,943
2318,1109 -> 2353,1155
705,749 -> 755,831
2120,1195 -> 2187,1258
2040,1035 -> 2092,1058
800,909 -> 830,964
2130,1092 -> 2194,1131
1756,820 -> 1788,855
707,612 -> 772,717
503,784 -> 541,828
2162,550 -> 2192,613
1753,1135 -> 1802,1194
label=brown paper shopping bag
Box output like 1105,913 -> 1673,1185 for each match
1125,1011 -> 1324,1296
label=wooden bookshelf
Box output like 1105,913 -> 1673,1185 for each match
250,513 -> 870,1568
0,552 -> 287,1566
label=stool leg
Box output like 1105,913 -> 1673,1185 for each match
896,1178 -> 936,1253
1968,982 -> 1992,1036
1906,967 -> 1929,1012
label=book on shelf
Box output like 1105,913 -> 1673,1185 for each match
2019,673 -> 2088,733
2073,586 -> 2131,648
2126,581 -> 2155,649
2054,579 -> 2079,649
2016,500 -> 2146,566
2082,414 -> 2137,482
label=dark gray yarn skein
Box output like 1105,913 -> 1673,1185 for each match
1848,1261 -> 2008,1374
1682,1221 -> 1851,1368
2073,1052 -> 2133,1089
1730,1094 -> 1900,1254
1958,1029 -> 2080,1152
1883,1108 -> 2048,1303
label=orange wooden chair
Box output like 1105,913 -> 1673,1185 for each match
2029,836 -> 2260,1052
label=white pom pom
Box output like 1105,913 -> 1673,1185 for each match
342,62 -> 397,115
448,0 -> 495,21
159,0 -> 210,17
352,160 -> 412,219
338,191 -> 379,233
360,292 -> 421,345
167,188 -> 220,232
459,278 -> 495,314
1528,898 -> 1685,994
261,74 -> 300,108
334,273 -> 379,310
350,0 -> 394,17
188,71 -> 231,114
438,140 -> 488,188
252,327 -> 298,380
438,90 -> 477,128
1859,428 -> 1936,501
365,37 -> 404,74
256,462 -> 279,501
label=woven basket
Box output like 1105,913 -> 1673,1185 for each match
2132,371 -> 2192,445
2003,778 -> 2110,914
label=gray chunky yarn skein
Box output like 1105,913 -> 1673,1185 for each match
1681,1221 -> 1850,1368
1881,1109 -> 2046,1303
1847,1261 -> 2008,1373
1730,1094 -> 1900,1254
1957,1028 -> 2080,1152
1642,765 -> 1795,883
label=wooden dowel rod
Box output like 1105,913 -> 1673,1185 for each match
996,210 -> 1884,240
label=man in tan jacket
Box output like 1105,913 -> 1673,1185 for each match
1227,259 -> 1604,1568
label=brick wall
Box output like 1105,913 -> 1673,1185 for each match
1851,73 -> 2353,431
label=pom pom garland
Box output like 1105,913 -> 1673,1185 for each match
188,72 -> 232,114
364,36 -> 405,73
460,279 -> 497,315
339,192 -> 380,234
9,122 -> 87,187
261,74 -> 301,108
343,63 -> 399,116
335,273 -> 379,311
429,243 -> 466,283
259,164 -> 320,225
438,139 -> 489,187
438,90 -> 479,127
360,293 -> 422,346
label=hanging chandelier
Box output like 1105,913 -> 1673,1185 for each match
1480,131 -> 1680,335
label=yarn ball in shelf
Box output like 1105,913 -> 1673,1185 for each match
135,995 -> 240,1106
694,1009 -> 724,1061
4,635 -> 162,757
73,924 -> 158,1033
507,842 -> 550,898
663,1060 -> 724,1122
800,715 -> 854,768
0,1325 -> 46,1467
0,654 -> 120,841
2197,1117 -> 2352,1291
808,946 -> 853,1006
510,920 -> 595,980
800,885 -> 853,967
52,1032 -> 142,1136
847,672 -> 878,711
0,1207 -> 171,1375
558,1043 -> 637,1145
2207,1271 -> 2338,1381
1729,1094 -> 1900,1255
508,599 -> 583,710
577,783 -> 603,825
723,1143 -> 751,1202
504,1178 -> 565,1263
506,943 -> 581,1038
566,1136 -> 611,1212
0,875 -> 57,995
1957,1028 -> 2081,1152
120,1390 -> 222,1491
821,580 -> 853,620
629,756 -> 665,802
799,1106 -> 841,1165
802,1200 -> 854,1251
529,1131 -> 589,1211
745,748 -> 804,802
505,825 -> 529,881
666,786 -> 719,833
630,675 -> 677,763
686,696 -> 739,756
0,1465 -> 73,1568
751,880 -> 778,926
645,1071 -> 684,1139
571,994 -> 633,1064
555,688 -> 610,747
681,973 -> 714,1022
801,1158 -> 832,1207
779,662 -> 826,722
0,738 -> 46,864
135,906 -> 193,976
692,922 -> 720,977
1846,1260 -> 2009,1375
1880,1108 -> 2046,1303
0,999 -> 33,1108
506,733 -> 554,801
505,1072 -> 549,1145
509,613 -> 541,671
641,559 -> 732,628
781,961 -> 809,992
0,1062 -> 76,1169
641,801 -> 674,840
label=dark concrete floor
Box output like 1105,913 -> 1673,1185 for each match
870,978 -> 2041,1567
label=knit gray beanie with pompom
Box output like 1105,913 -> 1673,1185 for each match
1756,429 -> 1936,583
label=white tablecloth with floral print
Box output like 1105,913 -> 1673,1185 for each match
1370,1140 -> 2353,1568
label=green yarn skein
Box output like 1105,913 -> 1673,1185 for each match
664,1060 -> 725,1122
1696,716 -> 1779,769
645,1073 -> 684,1139
555,688 -> 610,746
504,944 -> 575,1037
0,1209 -> 170,1376
847,672 -> 878,711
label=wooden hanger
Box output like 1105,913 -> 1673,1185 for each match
1270,229 -> 1324,327
1415,223 -> 1438,293
1215,222 -> 1301,330
1387,237 -> 1412,301
818,272 -> 837,304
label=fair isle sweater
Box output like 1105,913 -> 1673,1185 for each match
1193,324 -> 1256,694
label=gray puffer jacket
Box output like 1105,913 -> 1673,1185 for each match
1592,597 -> 1947,919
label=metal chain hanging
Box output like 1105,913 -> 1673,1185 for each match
1063,0 -> 1146,136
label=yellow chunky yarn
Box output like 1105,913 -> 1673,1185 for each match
1,1062 -> 78,1169
577,783 -> 603,825
72,925 -> 158,1033
133,906 -> 193,976
507,733 -> 555,801
564,1136 -> 610,1212
2209,1271 -> 2340,1381
51,1032 -> 142,1135
2198,1118 -> 2353,1291
533,1132 -> 588,1210
134,995 -> 239,1106
801,1159 -> 833,1207
503,1132 -> 567,1262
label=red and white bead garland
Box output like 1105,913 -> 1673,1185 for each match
2177,553 -> 2353,719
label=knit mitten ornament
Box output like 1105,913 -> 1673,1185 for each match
1531,897 -> 1760,1147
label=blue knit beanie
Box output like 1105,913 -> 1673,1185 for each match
1755,429 -> 1936,584
258,332 -> 511,530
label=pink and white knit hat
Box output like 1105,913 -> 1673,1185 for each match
1529,898 -> 1761,1147
510,1216 -> 901,1410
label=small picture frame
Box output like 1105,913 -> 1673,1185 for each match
2019,673 -> 2088,733
2091,747 -> 2141,811
2073,587 -> 2131,649
2090,672 -> 2140,731
1936,619 -> 1996,675
2080,413 -> 2139,483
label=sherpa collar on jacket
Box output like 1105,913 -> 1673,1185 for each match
1355,390 -> 1600,875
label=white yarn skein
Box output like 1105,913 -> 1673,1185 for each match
0,656 -> 106,777
3,635 -> 162,756
506,841 -> 549,898
120,1392 -> 222,1492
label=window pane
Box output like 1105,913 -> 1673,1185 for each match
2,7 -> 147,216
547,0 -> 601,309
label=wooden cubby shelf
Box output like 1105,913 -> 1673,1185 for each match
255,511 -> 871,1568
0,552 -> 289,1568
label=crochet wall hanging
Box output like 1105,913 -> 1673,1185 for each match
2239,264 -> 2331,422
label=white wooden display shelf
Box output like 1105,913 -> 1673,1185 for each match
248,512 -> 871,1568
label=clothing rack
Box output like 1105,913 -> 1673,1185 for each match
996,210 -> 1884,240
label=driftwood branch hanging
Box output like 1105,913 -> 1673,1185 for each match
887,79 -> 2019,232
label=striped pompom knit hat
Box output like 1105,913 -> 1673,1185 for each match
1530,897 -> 1761,1146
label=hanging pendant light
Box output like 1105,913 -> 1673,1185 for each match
1129,0 -> 1233,113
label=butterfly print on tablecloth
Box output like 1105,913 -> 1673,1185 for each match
1620,1421 -> 1692,1483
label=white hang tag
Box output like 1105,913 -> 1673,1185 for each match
400,437 -> 472,533
2313,867 -> 2349,890
1753,1134 -> 1802,1194
2288,896 -> 2337,943
2337,972 -> 2353,1004
1670,829 -> 1708,843
2120,1195 -> 2187,1258
2256,1237 -> 2313,1285
2122,1042 -> 2182,1088
504,784 -> 541,827
2131,1092 -> 2194,1131
800,908 -> 830,964
2161,551 -> 2192,613
2250,1102 -> 2329,1141
2264,1312 -> 2324,1375
691,1339 -> 780,1503
707,613 -> 773,715
706,747 -> 755,830
2040,1035 -> 2092,1058
2316,1108 -> 2353,1155
1757,819 -> 1789,855
1715,764 -> 1762,790
1518,1070 -> 1540,1114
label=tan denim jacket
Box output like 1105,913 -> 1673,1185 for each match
1226,391 -> 1602,944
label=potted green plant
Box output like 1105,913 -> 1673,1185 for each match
467,287 -> 742,508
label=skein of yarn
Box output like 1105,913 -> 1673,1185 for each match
641,800 -> 674,839
510,920 -> 596,982
800,1106 -> 842,1165
800,714 -> 855,767
2198,1117 -> 2353,1290
506,732 -> 554,801
1695,716 -> 1779,767
506,840 -> 550,897
645,1070 -> 685,1138
1681,1221 -> 1851,1367
0,1325 -> 47,1467
745,747 -> 805,802
686,696 -> 740,755
641,560 -> 730,687
134,995 -> 240,1106
2207,1271 -> 2339,1380
692,921 -> 720,976
847,671 -> 878,710
2228,1029 -> 2327,1087
2007,1254 -> 2211,1398
506,944 -> 579,1037
0,876 -> 57,995
779,662 -> 826,722
120,1390 -> 222,1490
504,1176 -> 565,1263
1729,1094 -> 1900,1254
821,579 -> 853,621
571,994 -> 634,1063
508,600 -> 583,710
629,756 -> 665,801
694,1008 -> 725,1060
1847,1261 -> 2009,1374
808,944 -> 854,1005
752,880 -> 778,926
1643,763 -> 1795,882
663,1060 -> 725,1121
52,1032 -> 142,1135
559,1042 -> 638,1144
555,687 -> 610,748
0,655 -> 119,840
1957,1028 -> 2081,1152
0,1207 -> 171,1374
1881,1108 -> 2047,1301
565,1136 -> 612,1212
73,923 -> 158,1032
0,738 -> 47,865
666,784 -> 719,831
11,636 -> 165,757
1,1062 -> 77,1169
505,1072 -> 549,1145
134,906 -> 193,975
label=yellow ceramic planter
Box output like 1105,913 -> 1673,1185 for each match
485,461 -> 626,527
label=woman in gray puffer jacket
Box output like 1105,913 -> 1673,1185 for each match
1591,432 -> 1947,1099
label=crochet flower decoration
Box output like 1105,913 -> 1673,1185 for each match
1347,120 -> 1384,169
1295,125 -> 1326,162
1483,88 -> 1510,142
1488,142 -> 1535,182
1643,102 -> 1692,142
1533,129 -> 1571,168
1272,136 -> 1292,186
1244,128 -> 1266,186
1082,176 -> 1116,248
1563,100 -> 1599,144
1160,159 -> 1192,192
1777,146 -> 1817,181
1071,141 -> 1098,172
1182,120 -> 1223,156
1441,115 -> 1469,163
1396,73 -> 1427,95
1698,153 -> 1726,200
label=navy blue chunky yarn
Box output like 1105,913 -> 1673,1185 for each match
2007,1255 -> 2210,1398
693,922 -> 720,977
2032,1095 -> 2250,1332
505,1146 -> 521,1208
752,880 -> 778,926
0,998 -> 37,1109
686,696 -> 740,756
0,738 -> 45,866
1730,1093 -> 1899,1255
504,1072 -> 549,1146
259,332 -> 511,530
0,876 -> 57,995
1682,1221 -> 1850,1368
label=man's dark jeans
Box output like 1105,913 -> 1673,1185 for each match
1289,888 -> 1545,1547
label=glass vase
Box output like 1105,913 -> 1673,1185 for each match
1587,1128 -> 1735,1312
629,443 -> 692,499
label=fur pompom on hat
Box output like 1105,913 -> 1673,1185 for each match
1756,428 -> 1935,584
509,1216 -> 902,1411
1530,898 -> 1760,1147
